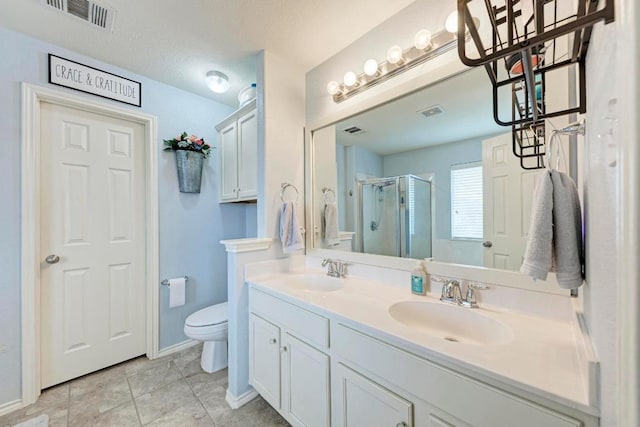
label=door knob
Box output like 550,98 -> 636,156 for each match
45,254 -> 60,264
482,241 -> 493,248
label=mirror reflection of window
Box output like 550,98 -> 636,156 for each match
450,162 -> 483,240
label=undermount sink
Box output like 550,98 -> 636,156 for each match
281,274 -> 345,292
388,301 -> 513,345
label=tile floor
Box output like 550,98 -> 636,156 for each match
0,344 -> 289,427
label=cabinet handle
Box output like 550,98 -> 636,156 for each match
396,423 -> 407,427
269,338 -> 277,344
281,346 -> 288,353
232,188 -> 237,193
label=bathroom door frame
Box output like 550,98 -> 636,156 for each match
20,83 -> 160,406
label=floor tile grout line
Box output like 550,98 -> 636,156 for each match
125,374 -> 144,426
177,356 -> 217,426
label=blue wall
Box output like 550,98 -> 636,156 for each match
383,138 -> 482,239
0,27 -> 250,405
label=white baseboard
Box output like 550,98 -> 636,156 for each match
155,339 -> 199,359
0,399 -> 24,417
225,388 -> 258,409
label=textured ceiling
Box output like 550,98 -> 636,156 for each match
0,0 -> 415,106
335,67 -> 508,155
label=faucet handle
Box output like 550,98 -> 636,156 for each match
336,261 -> 350,277
463,283 -> 488,308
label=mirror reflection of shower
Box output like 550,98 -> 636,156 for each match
358,175 -> 432,259
369,180 -> 395,232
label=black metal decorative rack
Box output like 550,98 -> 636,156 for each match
456,0 -> 614,169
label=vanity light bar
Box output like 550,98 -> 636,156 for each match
329,28 -> 460,104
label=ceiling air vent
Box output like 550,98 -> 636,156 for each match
342,126 -> 365,135
418,105 -> 445,118
42,0 -> 116,32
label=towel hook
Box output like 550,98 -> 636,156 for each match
322,187 -> 336,204
280,182 -> 299,203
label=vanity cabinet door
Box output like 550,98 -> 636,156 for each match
249,314 -> 281,410
335,363 -> 413,427
282,333 -> 330,427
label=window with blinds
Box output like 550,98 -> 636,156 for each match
450,163 -> 483,239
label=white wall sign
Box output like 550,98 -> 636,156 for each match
48,54 -> 142,107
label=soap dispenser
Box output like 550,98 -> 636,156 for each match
411,261 -> 427,296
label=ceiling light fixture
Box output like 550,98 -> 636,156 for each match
327,15 -> 476,103
206,70 -> 230,93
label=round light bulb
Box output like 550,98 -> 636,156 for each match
205,70 -> 230,93
363,59 -> 379,76
386,45 -> 404,64
326,80 -> 340,95
445,10 -> 459,34
343,71 -> 357,87
414,29 -> 432,50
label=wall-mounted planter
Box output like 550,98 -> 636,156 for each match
175,150 -> 204,193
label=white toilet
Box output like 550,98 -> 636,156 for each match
183,302 -> 228,373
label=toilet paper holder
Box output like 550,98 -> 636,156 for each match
161,276 -> 188,287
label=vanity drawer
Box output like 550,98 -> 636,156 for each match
249,288 -> 329,349
333,323 -> 585,427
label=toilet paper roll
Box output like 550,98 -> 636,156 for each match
168,277 -> 186,308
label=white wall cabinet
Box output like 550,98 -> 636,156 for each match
249,290 -> 330,427
216,99 -> 257,202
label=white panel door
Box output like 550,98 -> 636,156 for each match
249,314 -> 282,410
283,333 -> 330,427
237,109 -> 257,200
219,122 -> 239,201
482,133 -> 537,270
40,102 -> 146,388
335,363 -> 412,427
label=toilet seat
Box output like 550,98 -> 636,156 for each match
185,302 -> 228,327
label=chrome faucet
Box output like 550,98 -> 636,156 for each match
460,283 -> 488,308
440,279 -> 462,305
321,258 -> 349,278
432,275 -> 488,308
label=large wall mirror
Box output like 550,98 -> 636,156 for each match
310,67 -> 576,272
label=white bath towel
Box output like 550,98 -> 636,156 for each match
521,170 -> 584,289
323,202 -> 340,247
279,201 -> 304,253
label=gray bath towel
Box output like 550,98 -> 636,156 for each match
550,170 -> 584,288
521,170 -> 584,289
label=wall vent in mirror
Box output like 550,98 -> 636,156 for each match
342,126 -> 365,135
418,105 -> 444,119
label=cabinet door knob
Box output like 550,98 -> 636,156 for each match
281,346 -> 288,353
396,422 -> 407,427
269,338 -> 277,344
232,188 -> 237,193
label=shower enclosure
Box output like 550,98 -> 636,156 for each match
357,174 -> 432,259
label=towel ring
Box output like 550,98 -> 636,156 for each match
322,187 -> 336,204
280,182 -> 299,203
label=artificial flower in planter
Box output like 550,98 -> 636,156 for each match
163,131 -> 212,158
163,132 -> 212,193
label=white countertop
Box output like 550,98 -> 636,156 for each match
246,268 -> 597,417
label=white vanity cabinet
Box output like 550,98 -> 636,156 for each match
216,99 -> 257,202
248,288 -> 331,427
247,282 -> 599,427
332,323 -> 595,427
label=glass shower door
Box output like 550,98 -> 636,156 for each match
359,178 -> 399,257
